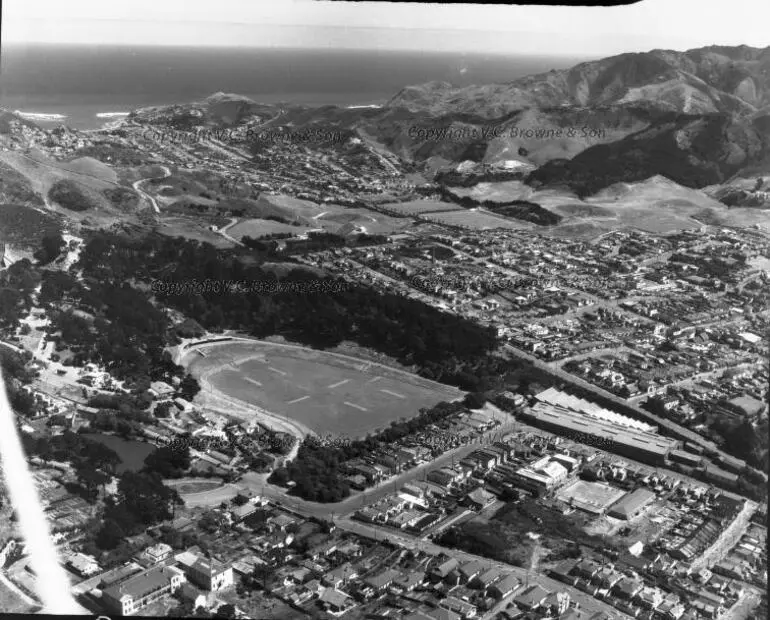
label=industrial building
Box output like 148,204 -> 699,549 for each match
511,456 -> 570,495
535,388 -> 657,433
607,489 -> 656,520
523,400 -> 680,465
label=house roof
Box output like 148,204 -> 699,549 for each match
608,488 -> 655,518
103,565 -> 182,602
190,556 -> 228,578
365,568 -> 400,589
427,608 -> 461,620
319,588 -> 350,608
466,487 -> 496,505
492,574 -> 519,593
459,560 -> 485,578
515,584 -> 550,607
433,557 -> 459,576
477,567 -> 502,585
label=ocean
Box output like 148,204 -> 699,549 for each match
0,45 -> 586,130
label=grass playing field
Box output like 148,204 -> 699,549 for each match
186,340 -> 463,438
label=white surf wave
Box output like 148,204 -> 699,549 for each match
13,110 -> 67,121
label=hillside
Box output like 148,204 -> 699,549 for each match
386,45 -> 770,118
526,112 -> 770,197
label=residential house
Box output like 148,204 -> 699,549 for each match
323,562 -> 358,589
489,575 -> 520,599
364,568 -> 401,593
67,553 -> 100,578
572,559 -> 600,581
514,584 -> 550,610
473,568 -> 502,592
458,561 -> 485,584
135,543 -> 173,568
319,588 -> 355,615
426,608 -> 461,620
231,503 -> 257,522
464,488 -> 496,511
613,577 -> 644,600
180,556 -> 233,592
268,513 -> 297,532
439,595 -> 477,618
430,557 -> 459,583
542,591 -> 570,616
395,571 -> 426,593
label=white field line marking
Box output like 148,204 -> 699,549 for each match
367,376 -> 382,383
380,389 -> 405,399
344,401 -> 368,412
245,377 -> 262,387
287,395 -> 310,404
268,366 -> 287,376
328,379 -> 350,389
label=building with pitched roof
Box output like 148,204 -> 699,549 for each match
608,488 -> 655,520
102,565 -> 186,616
179,555 -> 233,592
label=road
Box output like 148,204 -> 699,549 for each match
499,343 -> 761,475
689,500 -> 758,572
179,414 -> 519,515
335,518 -> 632,619
720,588 -> 763,620
626,361 -> 762,405
423,236 -> 657,327
216,217 -> 243,246
132,165 -> 171,214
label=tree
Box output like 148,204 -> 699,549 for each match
155,401 -> 174,418
96,519 -> 126,550
116,471 -> 182,526
232,494 -> 249,507
143,445 -> 191,478
34,232 -> 66,265
75,463 -> 109,502
214,603 -> 237,619
464,391 -> 487,409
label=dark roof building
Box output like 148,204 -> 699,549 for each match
608,488 -> 655,520
724,395 -> 766,418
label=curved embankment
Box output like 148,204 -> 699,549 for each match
177,338 -> 315,455
177,335 -> 463,447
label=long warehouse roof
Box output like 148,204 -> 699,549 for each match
527,402 -> 678,456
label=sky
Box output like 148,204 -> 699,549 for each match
4,0 -> 769,57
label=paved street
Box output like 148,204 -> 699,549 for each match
336,517 -> 632,619
689,500 -> 758,572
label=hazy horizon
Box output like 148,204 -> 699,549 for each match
5,0 -> 768,56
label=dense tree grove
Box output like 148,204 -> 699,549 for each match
73,232 -> 500,388
143,445 -> 192,478
37,267 -> 197,393
242,231 -> 388,255
96,471 -> 183,544
33,232 -> 66,265
47,179 -> 98,211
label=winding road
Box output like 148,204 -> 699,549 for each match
131,165 -> 171,214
